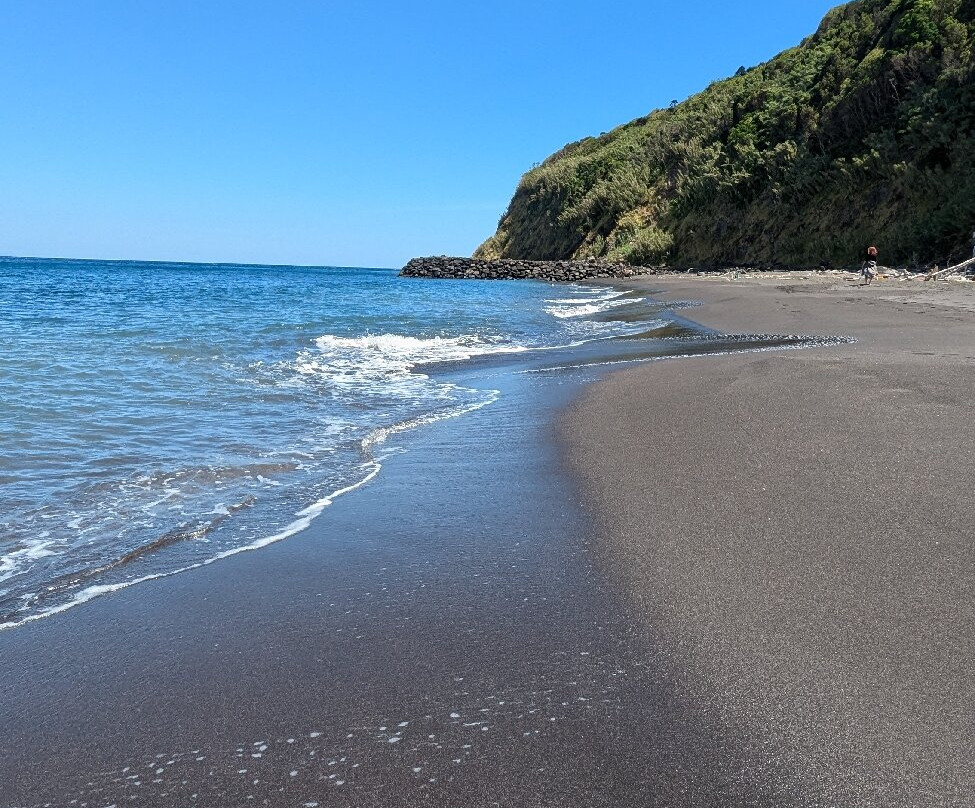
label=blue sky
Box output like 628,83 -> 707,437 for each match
0,1 -> 839,267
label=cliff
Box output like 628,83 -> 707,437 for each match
476,0 -> 975,268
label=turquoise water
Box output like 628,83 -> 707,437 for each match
0,257 -> 824,629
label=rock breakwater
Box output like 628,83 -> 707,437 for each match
399,256 -> 654,282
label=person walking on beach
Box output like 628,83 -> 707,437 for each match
861,246 -> 879,285
970,228 -> 975,258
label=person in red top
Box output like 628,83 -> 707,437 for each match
861,245 -> 878,285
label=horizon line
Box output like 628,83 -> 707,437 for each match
0,254 -> 401,271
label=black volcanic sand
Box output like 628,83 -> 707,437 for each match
561,273 -> 975,807
1,345 -> 804,808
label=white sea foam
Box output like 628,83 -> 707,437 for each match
544,297 -> 643,319
252,333 -> 526,407
315,332 -> 525,362
297,333 -> 528,383
544,290 -> 628,305
0,381 -> 503,632
0,463 -> 383,632
0,539 -> 61,582
360,387 -> 500,455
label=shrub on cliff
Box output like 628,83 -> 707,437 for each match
476,0 -> 975,268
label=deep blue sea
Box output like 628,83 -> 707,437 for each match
0,257 -> 822,630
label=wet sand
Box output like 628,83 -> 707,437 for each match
0,358 -> 780,808
561,272 -> 975,806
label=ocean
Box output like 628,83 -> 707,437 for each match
0,257 -> 818,631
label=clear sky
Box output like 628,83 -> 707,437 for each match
0,1 -> 839,268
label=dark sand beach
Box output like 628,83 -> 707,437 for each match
1,272 -> 972,807
0,357 -> 753,808
562,272 -> 975,807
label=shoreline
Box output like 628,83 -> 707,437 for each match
1,272 -> 971,805
398,255 -> 975,285
560,273 -> 975,805
0,332 -> 761,807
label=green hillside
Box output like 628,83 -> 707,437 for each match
476,0 -> 975,268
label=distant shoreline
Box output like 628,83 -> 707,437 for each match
399,255 -> 975,283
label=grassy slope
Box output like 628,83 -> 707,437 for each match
476,0 -> 975,268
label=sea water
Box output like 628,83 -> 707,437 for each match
0,257 -> 820,629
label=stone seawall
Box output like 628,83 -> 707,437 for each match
399,256 -> 654,282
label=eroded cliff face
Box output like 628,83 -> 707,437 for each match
476,0 -> 975,268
